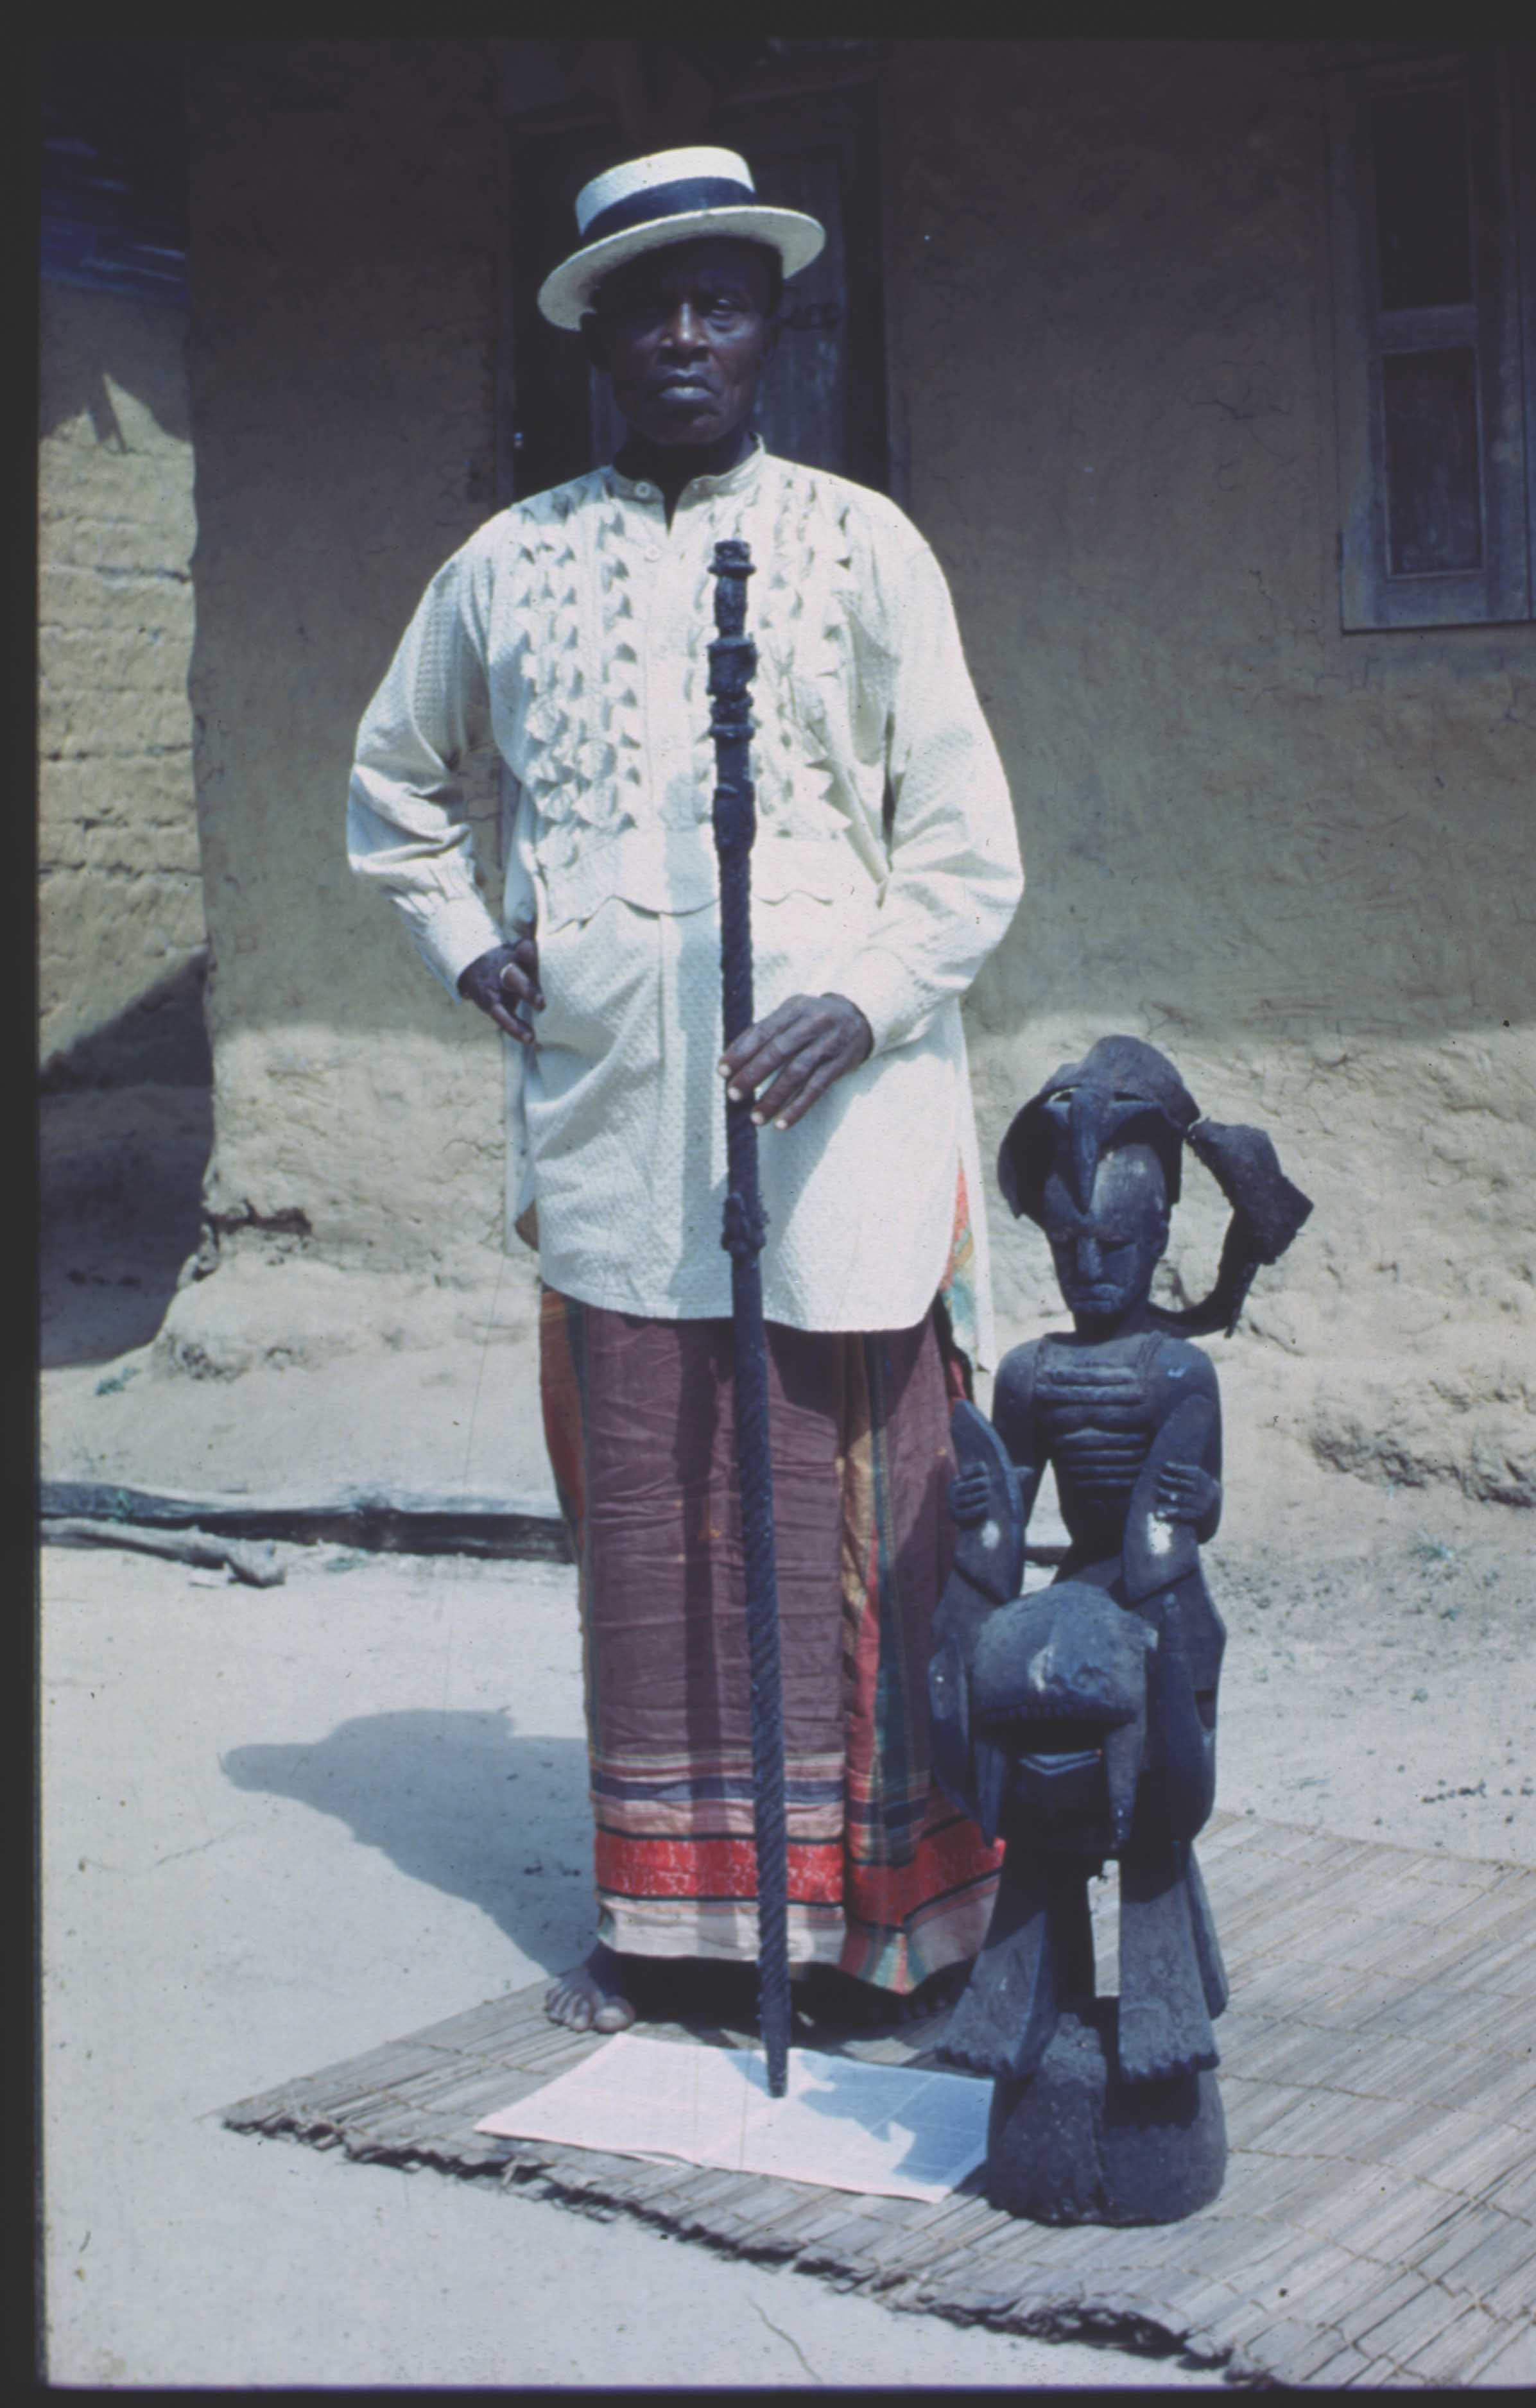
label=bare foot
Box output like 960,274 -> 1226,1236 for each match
544,1942 -> 636,2034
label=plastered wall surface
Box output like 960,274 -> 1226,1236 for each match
181,40 -> 513,1291
39,283 -> 203,1069
884,39 -> 1535,1502
173,39 -> 1533,1502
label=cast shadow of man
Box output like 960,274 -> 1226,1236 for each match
221,1710 -> 592,1972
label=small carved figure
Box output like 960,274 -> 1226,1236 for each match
929,1035 -> 1311,2221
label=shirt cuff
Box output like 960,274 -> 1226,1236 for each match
832,943 -> 926,1056
411,893 -> 508,997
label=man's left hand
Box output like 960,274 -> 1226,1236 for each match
719,993 -> 873,1131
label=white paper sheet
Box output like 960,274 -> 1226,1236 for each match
475,2034 -> 991,2204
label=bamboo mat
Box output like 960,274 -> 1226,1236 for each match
224,1814 -> 1536,2388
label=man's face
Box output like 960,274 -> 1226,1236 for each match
583,237 -> 779,449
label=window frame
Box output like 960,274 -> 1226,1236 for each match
1327,43 -> 1532,631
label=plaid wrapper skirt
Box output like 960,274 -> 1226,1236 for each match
539,1271 -> 1004,1993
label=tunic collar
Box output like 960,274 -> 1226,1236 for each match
608,433 -> 766,508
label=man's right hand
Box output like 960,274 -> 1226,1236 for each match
457,925 -> 543,1044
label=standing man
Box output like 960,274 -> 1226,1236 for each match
348,148 -> 1023,2034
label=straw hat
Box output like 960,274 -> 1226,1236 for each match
537,144 -> 825,330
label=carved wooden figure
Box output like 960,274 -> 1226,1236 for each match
929,1035 -> 1311,2223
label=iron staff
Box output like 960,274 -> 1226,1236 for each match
706,536 -> 791,2099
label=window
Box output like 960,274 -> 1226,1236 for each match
1327,43 -> 1535,629
500,77 -> 888,504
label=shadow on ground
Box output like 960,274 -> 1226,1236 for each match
221,1710 -> 592,1964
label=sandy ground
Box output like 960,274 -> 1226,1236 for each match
37,1084 -> 1536,2384
45,1322 -> 1536,1873
44,1542 -> 1239,2390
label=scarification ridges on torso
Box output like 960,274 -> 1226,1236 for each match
1037,1334 -> 1162,1513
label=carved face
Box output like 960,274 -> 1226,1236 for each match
1042,1143 -> 1169,1329
583,237 -> 780,450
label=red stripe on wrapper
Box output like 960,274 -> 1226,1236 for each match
595,1830 -> 845,1904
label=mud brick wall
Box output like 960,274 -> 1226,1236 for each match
39,281 -> 205,1082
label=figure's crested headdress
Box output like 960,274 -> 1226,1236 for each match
998,1034 -> 1313,1337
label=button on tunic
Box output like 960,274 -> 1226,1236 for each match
347,442 -> 1023,1362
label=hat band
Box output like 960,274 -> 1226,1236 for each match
581,175 -> 758,248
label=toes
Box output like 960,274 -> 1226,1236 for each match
592,1997 -> 634,2033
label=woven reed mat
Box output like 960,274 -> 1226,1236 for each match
224,1813 -> 1536,2389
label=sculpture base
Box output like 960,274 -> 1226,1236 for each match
985,2000 -> 1225,2225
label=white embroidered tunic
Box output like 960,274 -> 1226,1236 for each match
347,441 -> 1023,1361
